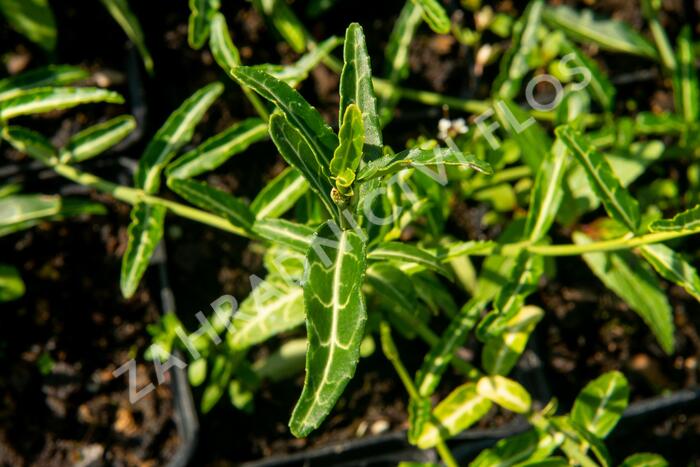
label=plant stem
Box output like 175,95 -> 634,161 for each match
51,163 -> 253,238
444,228 -> 700,260
435,440 -> 459,467
379,321 -> 422,400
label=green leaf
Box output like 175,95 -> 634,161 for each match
416,382 -> 492,449
358,147 -> 492,182
0,87 -> 124,121
0,65 -> 88,102
482,305 -> 544,375
368,242 -> 453,280
650,205 -> 700,232
411,0 -> 450,34
640,244 -> 700,302
380,1 -> 423,122
525,139 -> 568,241
0,0 -> 56,51
0,194 -> 105,237
120,202 -> 166,298
366,263 -> 426,339
635,112 -> 685,135
188,0 -> 219,49
167,178 -> 254,234
560,140 -> 664,225
289,222 -> 367,437
0,263 -> 25,302
228,277 -> 304,349
492,99 -> 551,171
210,12 -> 241,70
492,252 -> 544,320
188,358 -> 207,387
415,299 -> 486,397
135,82 -> 223,194
231,66 -> 338,164
330,104 -> 364,195
2,125 -> 57,164
251,167 -> 309,219
100,0 -> 154,73
619,453 -> 668,467
252,218 -> 314,253
470,429 -> 560,467
260,36 -> 342,87
253,338 -> 307,382
557,125 -> 640,232
542,5 -> 657,59
559,39 -> 616,111
571,370 -> 629,438
672,26 -> 699,123
476,375 -> 531,414
340,23 -> 383,161
573,232 -> 674,354
253,0 -> 308,53
166,118 -> 268,179
494,0 -> 544,99
268,111 -> 337,218
552,416 -> 612,467
60,115 -> 136,163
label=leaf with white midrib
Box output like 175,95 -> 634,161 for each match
253,218 -> 315,253
135,83 -> 223,194
339,23 -> 383,161
289,223 -> 367,437
60,115 -> 136,163
229,278 -> 304,349
251,167 -> 309,219
557,125 -> 640,232
120,202 -> 166,298
640,243 -> 700,302
650,205 -> 700,232
0,87 -> 124,121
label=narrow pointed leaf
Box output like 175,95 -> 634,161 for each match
493,99 -> 551,171
210,12 -> 241,70
494,0 -> 544,99
340,23 -> 383,160
289,223 -> 367,437
228,278 -> 304,349
525,139 -> 567,241
253,218 -> 314,253
0,66 -> 88,102
100,0 -> 154,73
166,118 -> 268,179
640,244 -> 700,302
135,82 -> 223,194
380,1 -> 423,122
188,0 -> 219,49
417,382 -> 492,449
571,371 -> 629,438
0,0 -> 56,51
120,202 -> 166,298
368,242 -> 453,280
2,125 -> 57,164
411,0 -> 450,34
330,104 -> 364,194
260,36 -> 342,87
251,167 -> 309,219
253,0 -> 308,53
167,178 -> 254,234
542,5 -> 657,59
415,299 -> 486,397
672,26 -> 699,123
268,111 -> 336,218
557,125 -> 640,232
60,115 -> 136,163
0,194 -> 105,237
358,147 -> 492,182
231,66 -> 338,163
0,87 -> 124,121
574,232 -> 674,354
650,205 -> 700,232
470,429 -> 560,467
476,375 -> 531,414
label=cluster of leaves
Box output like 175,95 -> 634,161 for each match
2,0 -> 700,465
